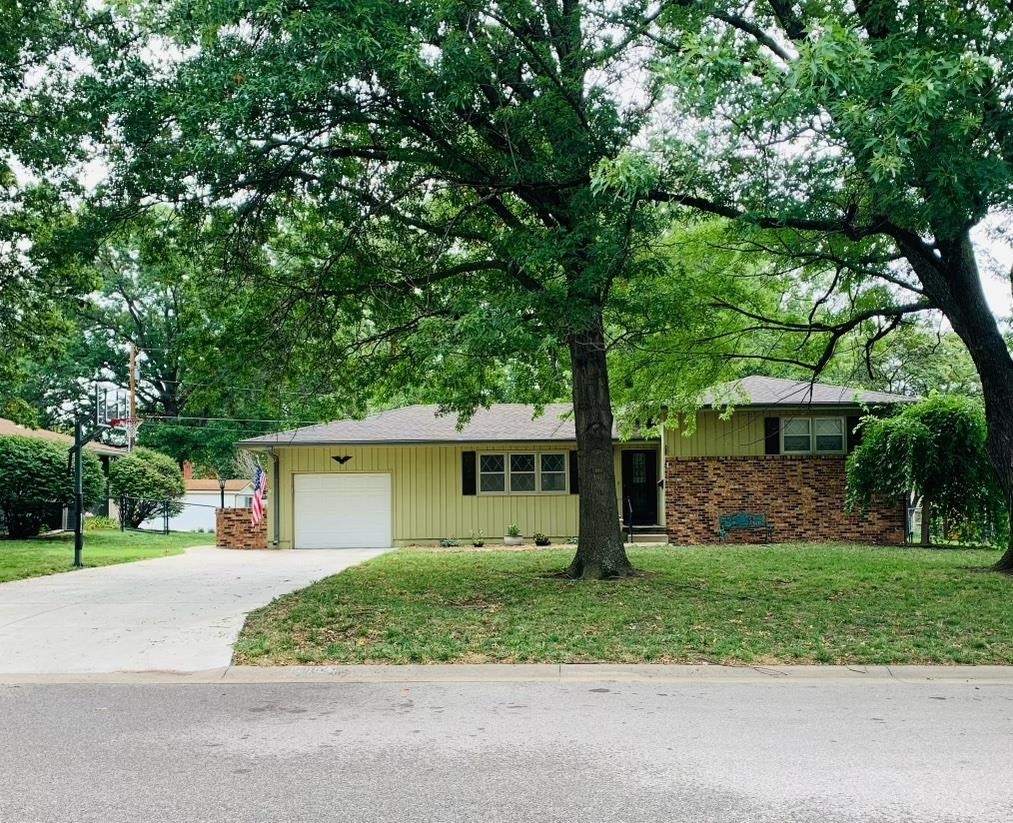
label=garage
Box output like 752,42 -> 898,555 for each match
293,473 -> 392,548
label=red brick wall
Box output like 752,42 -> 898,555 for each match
216,508 -> 268,550
665,456 -> 906,545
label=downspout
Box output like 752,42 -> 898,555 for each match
658,406 -> 668,527
268,447 -> 280,547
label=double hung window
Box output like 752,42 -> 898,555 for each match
781,417 -> 845,454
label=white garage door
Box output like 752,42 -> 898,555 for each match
294,473 -> 392,548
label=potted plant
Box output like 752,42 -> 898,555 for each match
533,532 -> 550,546
471,529 -> 485,547
504,522 -> 523,546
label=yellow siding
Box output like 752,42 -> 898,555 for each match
666,410 -> 767,457
666,409 -> 856,457
272,442 -> 583,547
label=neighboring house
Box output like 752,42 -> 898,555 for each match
140,478 -> 255,532
0,417 -> 125,522
237,376 -> 914,549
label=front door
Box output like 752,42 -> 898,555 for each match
621,450 -> 658,527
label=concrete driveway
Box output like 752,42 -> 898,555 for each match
0,546 -> 388,674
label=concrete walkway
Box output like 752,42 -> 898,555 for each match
0,546 -> 388,674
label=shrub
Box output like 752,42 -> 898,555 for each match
0,435 -> 104,538
84,515 -> 120,531
439,537 -> 460,547
109,447 -> 185,528
533,532 -> 551,546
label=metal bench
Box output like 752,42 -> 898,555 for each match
718,512 -> 773,542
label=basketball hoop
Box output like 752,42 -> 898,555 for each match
110,417 -> 143,451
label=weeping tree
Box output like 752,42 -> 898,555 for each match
847,395 -> 1008,547
98,1 -> 740,578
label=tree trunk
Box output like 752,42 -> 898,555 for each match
566,316 -> 634,579
919,498 -> 931,546
900,232 -> 1013,571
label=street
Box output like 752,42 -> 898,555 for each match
2,676 -> 1010,822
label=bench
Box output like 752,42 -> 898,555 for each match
718,512 -> 773,543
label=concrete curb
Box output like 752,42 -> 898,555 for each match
3,663 -> 1013,686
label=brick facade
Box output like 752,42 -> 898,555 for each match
665,456 -> 906,545
215,508 -> 268,550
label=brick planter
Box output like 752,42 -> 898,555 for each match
216,508 -> 267,550
665,456 -> 906,545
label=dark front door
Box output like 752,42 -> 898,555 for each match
621,450 -> 658,527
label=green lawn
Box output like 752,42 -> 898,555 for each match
0,530 -> 212,583
234,544 -> 1013,666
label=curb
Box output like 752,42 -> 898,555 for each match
3,663 -> 1013,686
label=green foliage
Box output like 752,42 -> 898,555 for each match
0,2 -> 126,373
439,537 -> 461,548
92,2 -> 740,423
139,421 -> 241,478
0,435 -> 103,538
847,396 -> 1007,545
84,515 -> 119,531
506,523 -> 522,538
821,324 -> 980,399
108,447 -> 185,528
533,532 -> 551,546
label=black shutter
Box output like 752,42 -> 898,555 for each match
462,451 -> 476,495
764,417 -> 781,455
846,416 -> 862,453
569,450 -> 579,494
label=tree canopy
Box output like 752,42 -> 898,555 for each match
96,0 -> 751,577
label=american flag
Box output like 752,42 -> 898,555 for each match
251,463 -> 267,526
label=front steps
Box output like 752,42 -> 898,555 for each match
624,527 -> 669,545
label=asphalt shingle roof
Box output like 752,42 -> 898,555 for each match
703,376 -> 916,408
239,377 -> 914,448
0,418 -> 126,456
238,403 -> 584,447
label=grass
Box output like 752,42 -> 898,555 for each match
234,544 -> 1013,666
0,530 -> 211,583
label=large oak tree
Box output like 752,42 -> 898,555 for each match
103,1 -> 716,578
652,1 -> 1013,570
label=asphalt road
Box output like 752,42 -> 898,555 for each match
2,677 -> 1010,822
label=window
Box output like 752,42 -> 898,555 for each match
243,496 -> 254,508
814,418 -> 845,453
479,454 -> 506,492
478,451 -> 567,495
510,453 -> 536,492
781,417 -> 846,454
781,418 -> 812,453
540,453 -> 567,492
